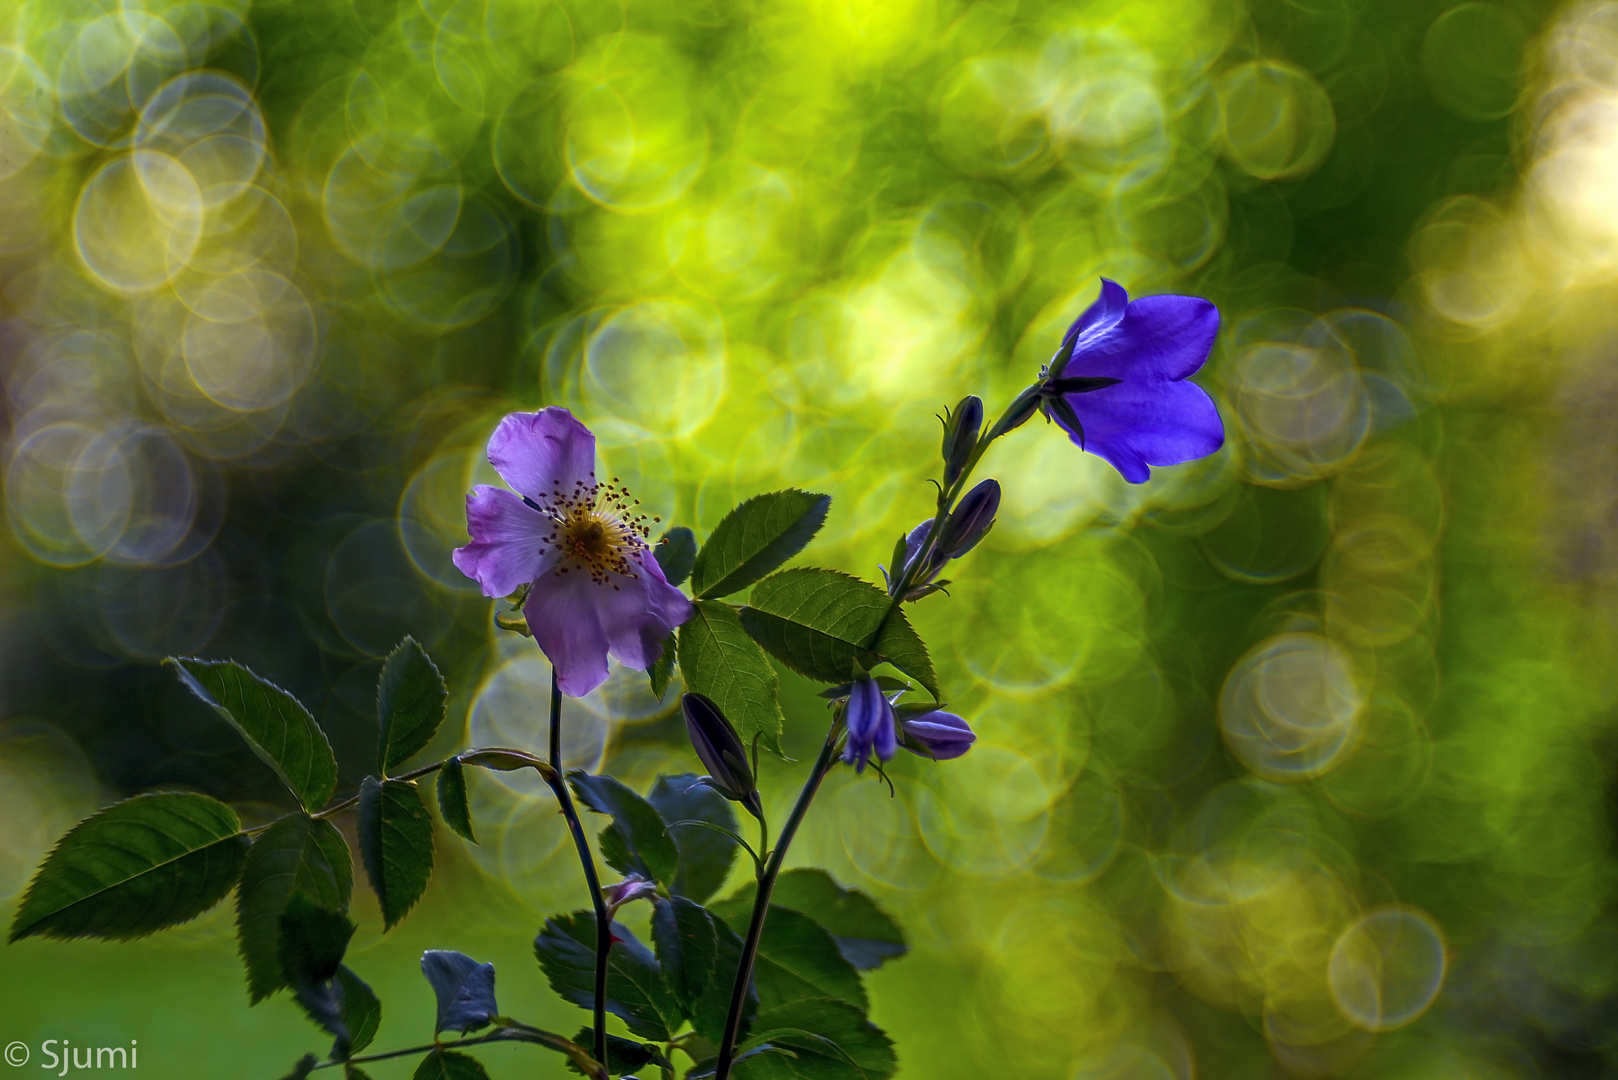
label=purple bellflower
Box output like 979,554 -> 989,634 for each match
896,709 -> 977,760
1035,279 -> 1223,484
452,408 -> 693,698
842,676 -> 897,772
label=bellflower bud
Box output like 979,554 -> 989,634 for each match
941,395 -> 983,486
896,708 -> 977,760
681,692 -> 763,820
938,478 -> 1000,559
842,676 -> 898,772
603,873 -> 657,912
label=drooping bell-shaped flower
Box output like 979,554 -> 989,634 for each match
896,709 -> 976,760
681,692 -> 762,820
1038,279 -> 1224,484
842,676 -> 898,773
452,409 -> 693,697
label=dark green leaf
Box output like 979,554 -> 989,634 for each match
678,601 -> 785,754
709,904 -> 866,1012
567,772 -> 680,887
654,526 -> 698,588
739,569 -> 938,698
648,635 -> 677,699
377,638 -> 447,773
9,792 -> 247,943
736,998 -> 897,1080
347,1068 -> 373,1080
689,913 -> 756,1045
280,1054 -> 318,1080
236,813 -> 354,1001
533,911 -> 680,1041
411,1049 -> 490,1080
566,1030 -> 670,1077
280,894 -> 355,988
718,870 -> 905,971
335,966 -> 380,1057
421,950 -> 498,1035
357,777 -> 434,929
652,896 -> 718,1019
168,658 -> 338,812
646,773 -> 738,904
436,758 -> 475,844
691,490 -> 831,599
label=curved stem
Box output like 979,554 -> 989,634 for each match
545,669 -> 610,1070
714,723 -> 842,1080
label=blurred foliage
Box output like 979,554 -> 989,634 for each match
5,0 -> 1618,1076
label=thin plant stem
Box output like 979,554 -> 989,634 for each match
309,1024 -> 606,1079
544,668 -> 611,1070
714,722 -> 842,1080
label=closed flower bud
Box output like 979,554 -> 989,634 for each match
939,479 -> 1000,559
603,873 -> 657,912
681,692 -> 763,820
842,676 -> 898,772
941,395 -> 983,486
897,709 -> 976,760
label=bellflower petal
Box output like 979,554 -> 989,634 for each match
1060,378 -> 1224,484
451,486 -> 557,598
843,676 -> 898,772
486,409 -> 596,502
898,710 -> 976,760
1051,278 -> 1129,377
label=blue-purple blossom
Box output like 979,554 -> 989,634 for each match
897,710 -> 976,760
1040,279 -> 1224,484
842,676 -> 898,772
451,409 -> 693,697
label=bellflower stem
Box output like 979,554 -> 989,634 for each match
714,721 -> 842,1080
545,669 -> 610,1070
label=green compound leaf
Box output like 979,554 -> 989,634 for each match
567,1029 -> 670,1077
651,896 -> 718,1020
708,903 -> 866,1013
436,757 -> 476,844
357,777 -> 434,930
735,998 -> 897,1080
691,490 -> 831,599
719,869 -> 906,972
739,569 -> 939,699
377,637 -> 447,774
533,910 -> 681,1041
411,1049 -> 491,1080
653,526 -> 698,588
646,773 -> 738,904
568,771 -> 680,888
9,791 -> 247,943
236,812 -> 354,1002
168,658 -> 338,812
678,600 -> 785,755
689,913 -> 757,1046
648,634 -> 677,699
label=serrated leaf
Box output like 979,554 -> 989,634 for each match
436,758 -> 475,844
421,950 -> 498,1035
738,569 -> 938,698
718,870 -> 905,971
646,774 -> 738,904
347,1068 -> 373,1080
236,813 -> 354,1001
689,913 -> 757,1045
708,904 -> 865,1012
9,792 -> 247,943
678,601 -> 784,755
736,998 -> 897,1080
377,638 -> 447,773
691,490 -> 831,599
280,1054 -> 318,1080
533,911 -> 681,1041
648,635 -> 677,699
567,772 -> 680,887
357,778 -> 434,930
567,1030 -> 670,1077
281,896 -> 364,1056
411,1049 -> 490,1080
654,526 -> 698,588
652,896 -> 718,1019
168,658 -> 338,812
335,966 -> 381,1057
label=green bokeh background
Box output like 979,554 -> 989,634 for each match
3,0 -> 1617,1076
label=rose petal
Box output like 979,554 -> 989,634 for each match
486,408 -> 597,504
523,569 -> 614,698
451,486 -> 554,597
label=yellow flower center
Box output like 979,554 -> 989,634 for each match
536,474 -> 659,587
